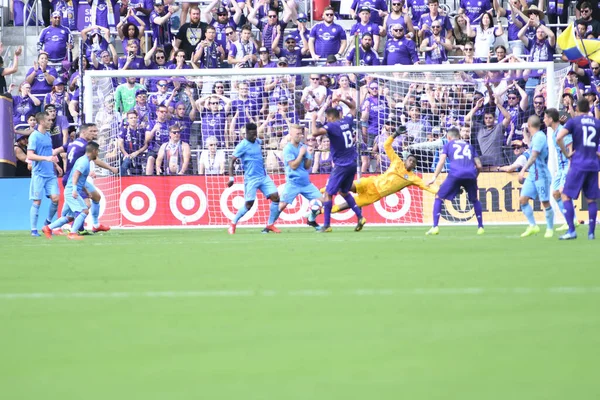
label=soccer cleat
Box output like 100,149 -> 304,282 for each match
78,230 -> 95,236
477,227 -> 485,235
318,225 -> 332,233
520,225 -> 540,237
92,224 -> 111,233
31,230 -> 40,237
307,220 -> 320,230
52,228 -> 65,236
261,225 -> 281,234
588,233 -> 595,240
544,229 -> 554,238
355,217 -> 367,232
425,226 -> 439,236
558,231 -> 577,240
228,223 -> 236,235
67,233 -> 84,240
41,225 -> 52,239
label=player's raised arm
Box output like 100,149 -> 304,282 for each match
311,113 -> 328,137
385,125 -> 406,162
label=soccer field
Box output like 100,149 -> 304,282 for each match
1,226 -> 599,399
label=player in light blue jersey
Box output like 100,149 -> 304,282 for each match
518,115 -> 554,238
227,122 -> 281,234
27,111 -> 62,237
544,108 -> 578,232
42,142 -> 100,240
270,124 -> 324,230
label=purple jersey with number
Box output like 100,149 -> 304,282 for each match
310,22 -> 347,57
565,116 -> 600,171
460,0 -> 491,23
442,139 -> 479,179
323,115 -> 357,167
62,137 -> 88,187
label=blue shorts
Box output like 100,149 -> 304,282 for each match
326,164 -> 357,196
437,176 -> 478,202
562,167 -> 600,200
64,193 -> 88,215
80,180 -> 97,200
521,176 -> 551,202
551,169 -> 568,192
29,175 -> 59,201
281,182 -> 322,204
244,175 -> 278,201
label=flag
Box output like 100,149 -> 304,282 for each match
558,22 -> 600,63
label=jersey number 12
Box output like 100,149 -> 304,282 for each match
583,126 -> 597,148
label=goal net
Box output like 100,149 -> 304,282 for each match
82,62 -> 568,228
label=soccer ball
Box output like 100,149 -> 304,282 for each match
309,199 -> 323,213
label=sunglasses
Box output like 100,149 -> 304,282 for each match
432,26 -> 441,28
52,16 -> 60,19
393,28 -> 403,32
592,67 -> 600,70
310,77 -> 319,81
508,96 -> 517,100
156,55 -> 165,59
226,31 -> 234,35
534,101 -> 544,105
157,83 -> 167,87
217,13 -> 228,16
464,48 -> 473,51
324,13 -> 334,16
298,18 -> 307,22
582,9 -> 591,12
392,2 -> 402,5
268,15 -> 277,18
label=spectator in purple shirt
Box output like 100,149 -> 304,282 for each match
81,25 -> 111,60
419,21 -> 452,64
37,11 -> 73,63
150,0 -> 178,56
384,0 -> 415,37
25,52 -> 57,95
287,12 -> 311,46
350,0 -> 388,26
45,103 -> 69,150
145,104 -> 172,175
459,0 -> 492,25
118,41 -> 145,84
496,0 -> 527,56
120,0 -> 153,28
229,24 -> 259,68
247,1 -> 293,57
309,6 -> 348,60
13,82 -> 42,129
346,33 -> 380,68
200,95 -> 229,147
203,1 -> 242,53
44,79 -> 69,119
417,0 -> 452,41
350,6 -> 384,50
383,23 -> 419,65
117,11 -> 146,56
407,0 -> 429,26
518,22 -> 555,79
192,25 -> 225,69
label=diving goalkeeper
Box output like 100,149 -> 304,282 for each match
328,125 -> 438,214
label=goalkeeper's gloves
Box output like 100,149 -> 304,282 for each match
392,125 -> 407,139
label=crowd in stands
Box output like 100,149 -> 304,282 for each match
2,0 -> 600,178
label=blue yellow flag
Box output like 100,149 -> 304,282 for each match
558,22 -> 600,63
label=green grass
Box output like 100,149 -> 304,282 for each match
1,226 -> 599,399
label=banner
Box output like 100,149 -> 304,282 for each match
96,174 -> 424,227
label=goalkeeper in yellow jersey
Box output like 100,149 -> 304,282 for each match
329,125 -> 438,214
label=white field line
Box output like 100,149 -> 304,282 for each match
1,287 -> 600,300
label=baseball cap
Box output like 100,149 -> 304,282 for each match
584,87 -> 597,96
297,13 -> 307,22
326,54 -> 338,63
368,81 -> 378,89
277,57 -> 288,65
135,88 -> 148,96
154,0 -> 164,6
51,10 -> 61,17
284,34 -> 296,42
53,79 -> 64,86
359,6 -> 371,13
259,46 -> 268,53
15,134 -> 26,142
278,96 -> 289,103
216,6 -> 227,15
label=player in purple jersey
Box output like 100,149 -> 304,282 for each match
311,98 -> 366,232
57,123 -> 118,234
426,127 -> 484,235
557,98 -> 600,240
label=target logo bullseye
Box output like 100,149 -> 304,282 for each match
276,184 -> 310,222
169,184 -> 207,223
119,184 -> 157,223
374,188 -> 412,220
220,183 -> 258,222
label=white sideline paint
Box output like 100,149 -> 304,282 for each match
1,287 -> 599,300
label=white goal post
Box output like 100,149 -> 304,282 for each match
81,62 -> 572,229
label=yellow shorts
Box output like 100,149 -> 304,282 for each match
354,177 -> 382,207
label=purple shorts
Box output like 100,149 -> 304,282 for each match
326,164 -> 357,195
562,167 -> 600,200
437,176 -> 479,202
